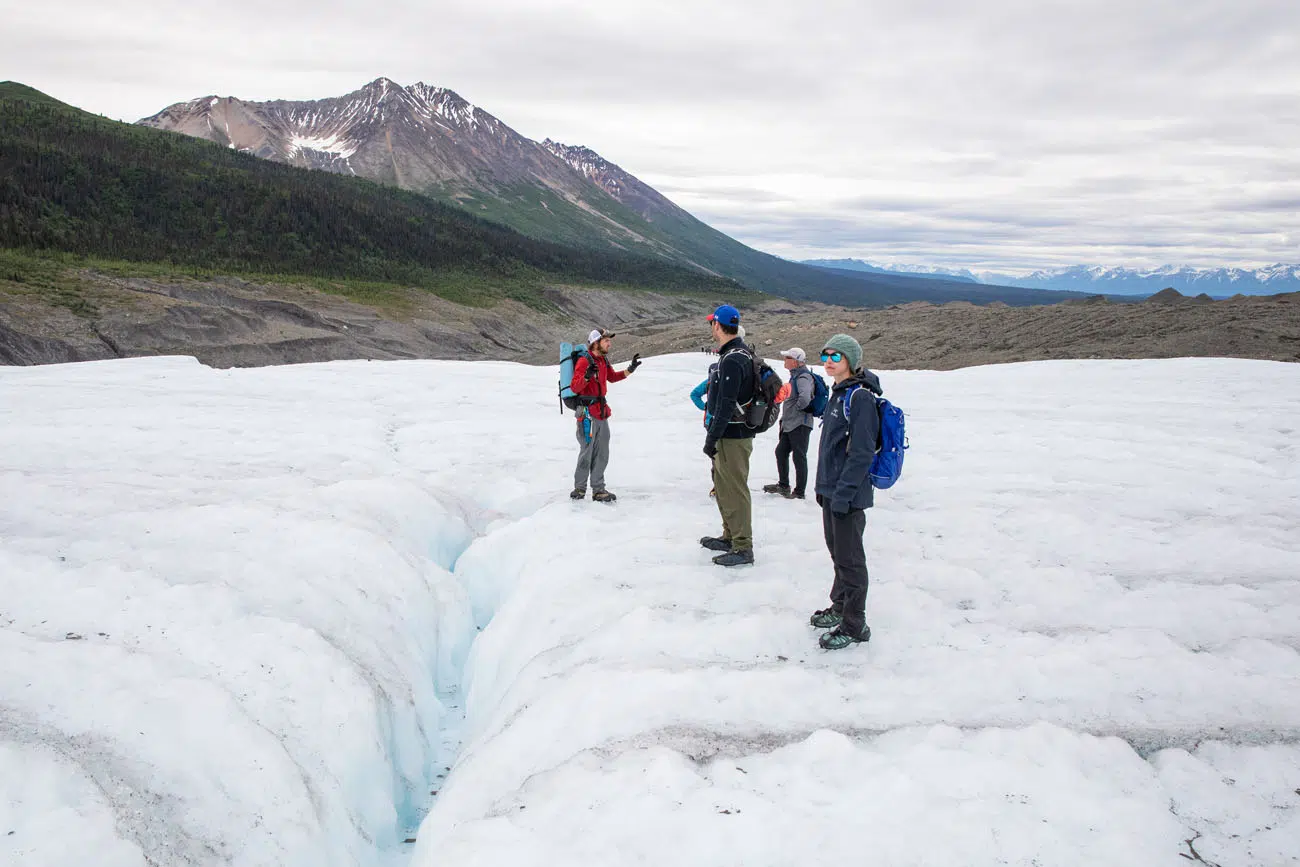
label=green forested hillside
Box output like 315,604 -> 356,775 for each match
0,83 -> 741,299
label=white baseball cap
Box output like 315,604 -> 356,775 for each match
779,347 -> 806,362
587,328 -> 615,344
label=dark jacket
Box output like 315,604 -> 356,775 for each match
815,370 -> 883,513
704,337 -> 756,445
571,352 -> 628,420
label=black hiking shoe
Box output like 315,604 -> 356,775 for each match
762,483 -> 791,495
700,536 -> 732,552
713,548 -> 754,567
785,491 -> 806,500
592,490 -> 617,503
570,488 -> 587,500
819,625 -> 870,650
809,608 -> 842,629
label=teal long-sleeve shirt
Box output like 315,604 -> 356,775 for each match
690,379 -> 708,411
690,379 -> 713,426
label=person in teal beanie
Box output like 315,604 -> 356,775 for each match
810,332 -> 882,650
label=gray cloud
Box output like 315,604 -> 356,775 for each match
4,0 -> 1298,272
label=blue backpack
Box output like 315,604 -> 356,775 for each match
844,384 -> 909,489
558,342 -> 596,413
804,373 -> 830,418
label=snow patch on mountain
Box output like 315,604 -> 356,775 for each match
407,83 -> 491,131
287,133 -> 359,159
542,140 -> 607,179
541,139 -> 639,202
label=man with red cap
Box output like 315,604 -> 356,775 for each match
699,304 -> 757,566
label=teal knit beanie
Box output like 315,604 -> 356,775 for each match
822,333 -> 863,372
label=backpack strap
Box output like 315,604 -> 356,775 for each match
842,383 -> 874,454
719,344 -> 758,413
842,383 -> 862,424
572,349 -> 605,410
842,383 -> 885,455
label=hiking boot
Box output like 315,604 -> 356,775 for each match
592,490 -> 617,503
819,625 -> 871,650
809,607 -> 842,629
709,487 -> 716,498
700,536 -> 732,552
570,488 -> 586,500
784,490 -> 806,500
762,483 -> 791,495
713,548 -> 754,567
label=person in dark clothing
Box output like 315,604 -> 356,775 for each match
699,304 -> 757,567
810,333 -> 881,650
570,328 -> 641,503
763,347 -> 815,500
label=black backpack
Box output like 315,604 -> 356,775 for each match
727,346 -> 782,433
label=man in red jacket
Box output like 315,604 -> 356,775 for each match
570,328 -> 641,503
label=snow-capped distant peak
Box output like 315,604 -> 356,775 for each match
799,258 -> 1300,296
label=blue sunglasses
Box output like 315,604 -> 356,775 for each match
820,351 -> 844,363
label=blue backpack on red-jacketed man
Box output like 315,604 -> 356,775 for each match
844,384 -> 909,489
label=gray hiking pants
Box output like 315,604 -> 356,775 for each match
574,415 -> 611,492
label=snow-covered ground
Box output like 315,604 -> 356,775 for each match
1,354 -> 1298,867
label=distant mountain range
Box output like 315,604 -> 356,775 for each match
136,78 -> 1084,308
802,259 -> 1300,296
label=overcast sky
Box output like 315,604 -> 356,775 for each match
4,0 -> 1298,273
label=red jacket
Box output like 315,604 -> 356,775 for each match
571,352 -> 628,420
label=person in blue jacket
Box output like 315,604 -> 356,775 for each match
690,325 -> 745,419
810,333 -> 882,650
690,376 -> 711,418
691,360 -> 719,497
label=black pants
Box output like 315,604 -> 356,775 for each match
775,425 -> 811,494
821,500 -> 869,635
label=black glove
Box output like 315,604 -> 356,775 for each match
703,440 -> 718,459
628,353 -> 642,373
584,360 -> 597,381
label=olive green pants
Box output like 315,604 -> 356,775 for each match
712,437 -> 754,552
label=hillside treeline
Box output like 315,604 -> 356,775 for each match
0,85 -> 739,293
